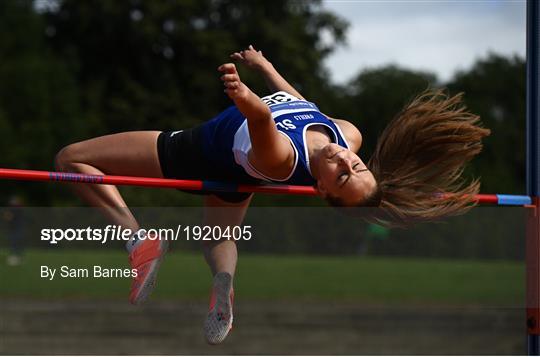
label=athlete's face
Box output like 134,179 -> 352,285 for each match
314,143 -> 377,206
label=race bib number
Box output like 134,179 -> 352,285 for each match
261,91 -> 300,106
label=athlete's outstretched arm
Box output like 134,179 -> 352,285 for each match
231,46 -> 363,153
230,45 -> 305,100
218,63 -> 293,172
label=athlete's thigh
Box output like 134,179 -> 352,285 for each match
66,131 -> 163,178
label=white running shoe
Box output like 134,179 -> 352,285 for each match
204,272 -> 234,345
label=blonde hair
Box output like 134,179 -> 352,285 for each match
363,89 -> 491,228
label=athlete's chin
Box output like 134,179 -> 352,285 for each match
323,143 -> 343,158
313,183 -> 327,199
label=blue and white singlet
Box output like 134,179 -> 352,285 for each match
200,91 -> 350,186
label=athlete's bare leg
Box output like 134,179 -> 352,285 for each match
202,193 -> 252,344
55,131 -> 163,232
202,193 -> 252,276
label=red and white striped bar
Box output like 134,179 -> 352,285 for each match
0,167 -> 532,205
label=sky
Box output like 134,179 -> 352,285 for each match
322,0 -> 526,84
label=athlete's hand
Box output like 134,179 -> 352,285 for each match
230,45 -> 270,71
218,63 -> 250,102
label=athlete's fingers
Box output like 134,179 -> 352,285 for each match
217,63 -> 237,74
230,52 -> 244,61
221,74 -> 240,83
218,63 -> 236,73
224,88 -> 239,97
224,81 -> 239,89
221,73 -> 239,82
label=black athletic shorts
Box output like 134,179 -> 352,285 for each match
156,126 -> 253,203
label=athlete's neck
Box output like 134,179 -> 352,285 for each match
306,126 -> 332,177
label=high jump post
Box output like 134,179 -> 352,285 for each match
526,0 -> 540,354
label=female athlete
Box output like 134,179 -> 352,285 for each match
54,45 -> 490,344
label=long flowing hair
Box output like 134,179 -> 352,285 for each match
363,89 -> 491,228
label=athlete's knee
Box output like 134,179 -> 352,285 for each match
55,143 -> 83,171
201,238 -> 236,249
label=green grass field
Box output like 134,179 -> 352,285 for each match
0,249 -> 524,305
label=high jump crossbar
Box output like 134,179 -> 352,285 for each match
0,167 -> 533,206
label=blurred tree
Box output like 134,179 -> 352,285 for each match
336,65 -> 438,160
447,53 -> 526,194
0,0 -> 82,204
43,0 -> 348,133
